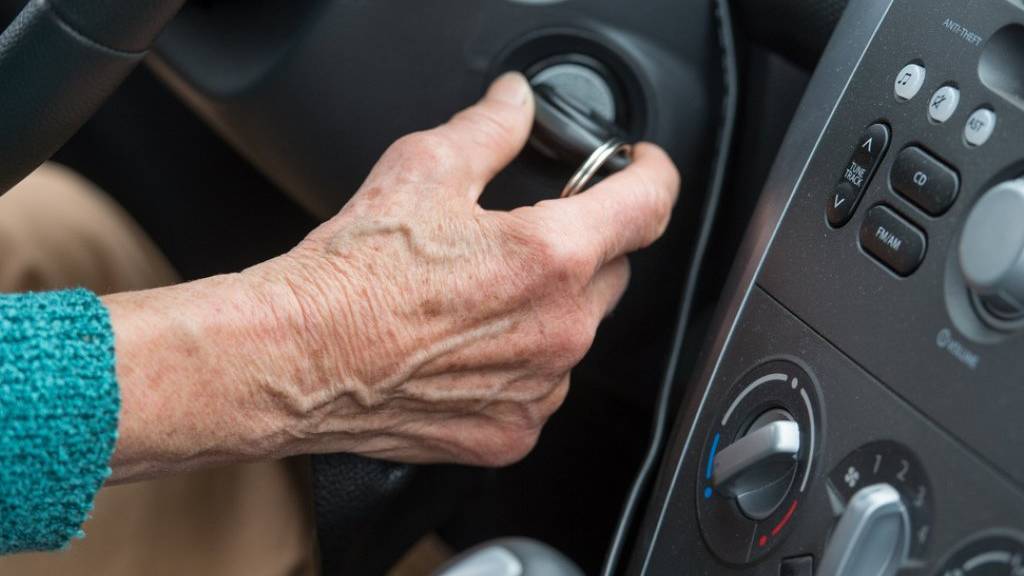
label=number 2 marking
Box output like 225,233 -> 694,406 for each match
896,459 -> 910,482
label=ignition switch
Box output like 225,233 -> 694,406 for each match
527,58 -> 633,197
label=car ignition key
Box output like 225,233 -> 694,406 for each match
530,83 -> 633,197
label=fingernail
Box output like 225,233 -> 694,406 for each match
488,71 -> 530,106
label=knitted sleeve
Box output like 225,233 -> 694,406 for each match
0,288 -> 119,554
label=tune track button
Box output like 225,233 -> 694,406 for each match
828,181 -> 861,227
860,205 -> 927,276
828,123 -> 891,227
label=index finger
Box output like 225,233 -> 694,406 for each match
528,143 -> 680,267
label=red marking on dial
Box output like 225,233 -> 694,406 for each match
771,500 -> 799,536
758,535 -> 768,547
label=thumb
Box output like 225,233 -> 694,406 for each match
432,72 -> 535,197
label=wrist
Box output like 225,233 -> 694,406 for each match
103,272 -> 299,481
238,251 -> 367,454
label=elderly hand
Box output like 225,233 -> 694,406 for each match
104,73 -> 679,481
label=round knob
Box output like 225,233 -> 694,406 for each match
818,483 -> 910,576
959,179 -> 1024,325
711,409 -> 800,520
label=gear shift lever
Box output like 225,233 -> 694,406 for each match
432,538 -> 584,576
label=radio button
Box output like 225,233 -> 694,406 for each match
860,205 -> 927,276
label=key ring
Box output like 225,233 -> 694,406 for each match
561,138 -> 633,198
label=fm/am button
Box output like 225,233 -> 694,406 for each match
859,205 -> 927,276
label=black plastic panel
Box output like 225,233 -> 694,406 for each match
638,289 -> 1024,574
150,0 -> 718,220
759,0 -> 1024,487
630,0 -> 1024,573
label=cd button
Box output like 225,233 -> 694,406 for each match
890,147 -> 960,216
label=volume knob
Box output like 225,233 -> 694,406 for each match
959,179 -> 1024,327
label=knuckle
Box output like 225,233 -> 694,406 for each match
532,225 -> 592,284
545,315 -> 595,367
479,427 -> 540,467
387,131 -> 463,177
503,208 -> 595,286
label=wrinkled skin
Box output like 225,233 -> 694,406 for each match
106,73 -> 679,480
252,72 -> 680,466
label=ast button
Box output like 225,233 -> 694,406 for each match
860,205 -> 927,276
964,108 -> 996,147
827,123 -> 891,227
890,147 -> 960,215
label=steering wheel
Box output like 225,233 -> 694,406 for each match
0,0 -> 185,193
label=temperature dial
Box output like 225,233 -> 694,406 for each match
712,409 -> 800,520
697,360 -> 820,563
938,533 -> 1024,576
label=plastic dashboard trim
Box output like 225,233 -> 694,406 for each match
629,0 -> 896,572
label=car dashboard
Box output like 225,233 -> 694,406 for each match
629,0 -> 1024,574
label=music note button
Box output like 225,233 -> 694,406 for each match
894,63 -> 926,102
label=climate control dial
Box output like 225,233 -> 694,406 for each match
697,360 -> 820,564
711,409 -> 800,520
819,483 -> 910,576
826,441 -> 934,571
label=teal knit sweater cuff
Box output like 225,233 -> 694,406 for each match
0,288 -> 120,554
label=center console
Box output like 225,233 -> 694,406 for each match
629,1 -> 1024,574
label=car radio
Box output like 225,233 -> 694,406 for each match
629,0 -> 1024,574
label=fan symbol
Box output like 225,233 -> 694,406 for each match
844,467 -> 860,488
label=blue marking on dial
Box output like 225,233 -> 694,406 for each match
706,432 -> 721,480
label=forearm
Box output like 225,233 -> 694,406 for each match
102,271 -> 302,483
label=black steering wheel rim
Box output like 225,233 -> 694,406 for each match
0,0 -> 186,195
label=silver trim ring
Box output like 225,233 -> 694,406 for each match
561,138 -> 633,198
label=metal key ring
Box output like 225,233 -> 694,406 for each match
561,138 -> 634,198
